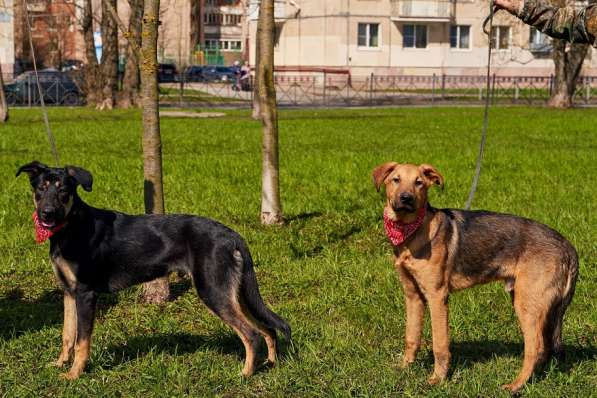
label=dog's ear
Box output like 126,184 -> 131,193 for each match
372,162 -> 398,192
16,161 -> 49,180
420,164 -> 444,189
65,165 -> 93,192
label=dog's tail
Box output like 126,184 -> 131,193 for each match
238,244 -> 291,341
551,245 -> 579,355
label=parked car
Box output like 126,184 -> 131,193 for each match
202,66 -> 236,82
182,65 -> 205,82
158,63 -> 178,83
61,59 -> 83,72
3,69 -> 83,106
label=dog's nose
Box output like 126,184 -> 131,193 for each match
41,208 -> 55,220
399,192 -> 414,205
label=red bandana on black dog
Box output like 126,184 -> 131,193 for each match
32,211 -> 64,244
383,206 -> 426,246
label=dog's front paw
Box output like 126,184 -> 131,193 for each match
53,358 -> 67,368
501,383 -> 523,395
400,357 -> 415,369
427,373 -> 446,385
60,369 -> 81,380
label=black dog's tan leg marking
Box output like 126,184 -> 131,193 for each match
237,297 -> 278,366
222,301 -> 261,376
62,291 -> 97,380
260,327 -> 278,365
55,293 -> 77,367
396,264 -> 426,368
427,293 -> 450,385
193,273 -> 260,377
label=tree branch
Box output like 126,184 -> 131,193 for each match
101,0 -> 141,60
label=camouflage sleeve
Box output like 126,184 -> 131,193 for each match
517,0 -> 597,45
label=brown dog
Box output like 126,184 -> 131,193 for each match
372,162 -> 578,393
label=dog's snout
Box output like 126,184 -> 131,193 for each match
41,207 -> 55,220
399,192 -> 414,205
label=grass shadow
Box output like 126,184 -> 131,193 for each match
0,288 -> 63,340
0,287 -> 119,341
103,330 -> 293,372
168,277 -> 193,301
449,340 -> 597,376
290,224 -> 362,259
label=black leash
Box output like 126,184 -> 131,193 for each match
23,1 -> 61,167
465,0 -> 497,210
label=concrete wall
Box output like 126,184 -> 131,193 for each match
248,0 -> 597,76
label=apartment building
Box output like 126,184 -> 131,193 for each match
0,0 -> 14,77
13,0 -> 84,72
248,0 -> 597,76
158,0 -> 244,66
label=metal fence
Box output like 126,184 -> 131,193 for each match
159,73 -> 597,108
2,72 -> 84,107
5,72 -> 597,108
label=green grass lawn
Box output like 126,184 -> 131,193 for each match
0,106 -> 595,397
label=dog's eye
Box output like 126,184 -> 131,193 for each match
415,179 -> 424,187
392,177 -> 400,184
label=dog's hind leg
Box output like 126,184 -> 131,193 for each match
503,278 -> 554,393
238,297 -> 278,366
192,268 -> 261,376
55,292 -> 77,367
207,296 -> 261,376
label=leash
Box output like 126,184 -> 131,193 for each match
465,0 -> 496,210
23,1 -> 61,167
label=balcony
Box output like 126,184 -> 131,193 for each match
248,0 -> 300,21
391,0 -> 453,22
26,1 -> 47,13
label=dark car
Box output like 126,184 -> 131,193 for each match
182,65 -> 205,82
4,69 -> 83,106
202,66 -> 236,82
158,63 -> 178,83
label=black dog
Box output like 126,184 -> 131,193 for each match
17,161 -> 290,380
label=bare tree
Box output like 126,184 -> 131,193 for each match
98,0 -> 119,110
547,0 -> 591,108
0,62 -> 7,123
120,0 -> 143,108
82,0 -> 101,106
255,0 -> 283,225
140,0 -> 170,303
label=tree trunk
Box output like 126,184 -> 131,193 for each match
98,0 -> 119,110
0,62 -> 8,123
251,9 -> 262,120
140,0 -> 170,304
190,0 -> 205,53
240,0 -> 250,62
119,0 -> 143,108
83,0 -> 101,106
256,0 -> 283,225
548,0 -> 590,108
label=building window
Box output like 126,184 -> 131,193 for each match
529,27 -> 551,52
205,13 -> 223,25
205,39 -> 218,49
358,23 -> 380,48
224,14 -> 241,25
450,25 -> 470,49
490,26 -> 510,49
229,40 -> 242,51
403,24 -> 427,48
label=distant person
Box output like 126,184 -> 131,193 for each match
240,61 -> 251,92
233,61 -> 241,91
494,0 -> 597,44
